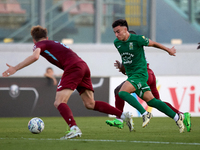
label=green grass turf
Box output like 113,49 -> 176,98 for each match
0,116 -> 200,150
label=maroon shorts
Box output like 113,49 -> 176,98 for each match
57,61 -> 94,94
147,67 -> 160,99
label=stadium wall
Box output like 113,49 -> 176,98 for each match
0,77 -> 109,117
1,76 -> 200,117
0,43 -> 199,76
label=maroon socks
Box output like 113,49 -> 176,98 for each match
57,103 -> 77,128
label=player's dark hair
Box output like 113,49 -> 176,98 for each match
112,19 -> 129,31
129,30 -> 136,34
31,25 -> 48,42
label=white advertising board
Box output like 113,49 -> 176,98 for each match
109,76 -> 200,117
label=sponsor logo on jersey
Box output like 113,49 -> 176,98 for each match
121,52 -> 134,64
57,85 -> 62,89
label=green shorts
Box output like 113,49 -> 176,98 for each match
127,75 -> 150,98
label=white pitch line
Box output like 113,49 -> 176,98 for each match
0,138 -> 200,146
69,139 -> 200,146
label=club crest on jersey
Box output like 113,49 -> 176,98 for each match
129,42 -> 133,50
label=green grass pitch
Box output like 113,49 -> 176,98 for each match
0,116 -> 200,150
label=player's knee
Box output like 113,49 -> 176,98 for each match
84,100 -> 95,110
54,100 -> 60,108
118,91 -> 127,99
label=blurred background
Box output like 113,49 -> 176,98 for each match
0,0 -> 200,44
1,0 -> 200,76
0,0 -> 200,117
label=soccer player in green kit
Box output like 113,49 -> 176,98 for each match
112,19 -> 184,133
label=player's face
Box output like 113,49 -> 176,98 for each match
113,26 -> 127,41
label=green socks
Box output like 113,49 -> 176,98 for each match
147,98 -> 176,118
118,91 -> 146,114
118,91 -> 176,119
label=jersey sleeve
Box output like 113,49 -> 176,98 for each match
33,42 -> 45,53
137,35 -> 149,47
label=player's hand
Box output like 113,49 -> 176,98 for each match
168,46 -> 176,56
114,60 -> 121,70
197,42 -> 200,49
114,60 -> 126,75
2,63 -> 16,77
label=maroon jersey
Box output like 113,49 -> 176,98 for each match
147,63 -> 160,99
33,40 -> 84,70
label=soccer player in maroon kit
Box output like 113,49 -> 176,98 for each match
2,25 -> 134,139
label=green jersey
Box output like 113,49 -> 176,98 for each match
114,33 -> 149,79
114,33 -> 150,98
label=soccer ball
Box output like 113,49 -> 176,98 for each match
28,117 -> 45,134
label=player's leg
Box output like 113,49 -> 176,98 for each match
81,89 -> 121,116
58,62 -> 90,139
54,89 -> 76,127
147,68 -> 160,99
148,68 -> 191,131
81,89 -> 134,132
77,62 -> 134,131
143,91 -> 184,133
143,91 -> 176,118
118,81 -> 147,114
164,102 -> 192,132
118,81 -> 152,127
78,64 -> 127,119
114,82 -> 126,111
148,68 -> 183,114
54,89 -> 82,139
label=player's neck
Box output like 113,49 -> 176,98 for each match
38,38 -> 48,42
123,32 -> 130,41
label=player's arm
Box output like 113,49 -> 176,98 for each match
148,39 -> 176,56
114,60 -> 126,75
2,48 -> 41,77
